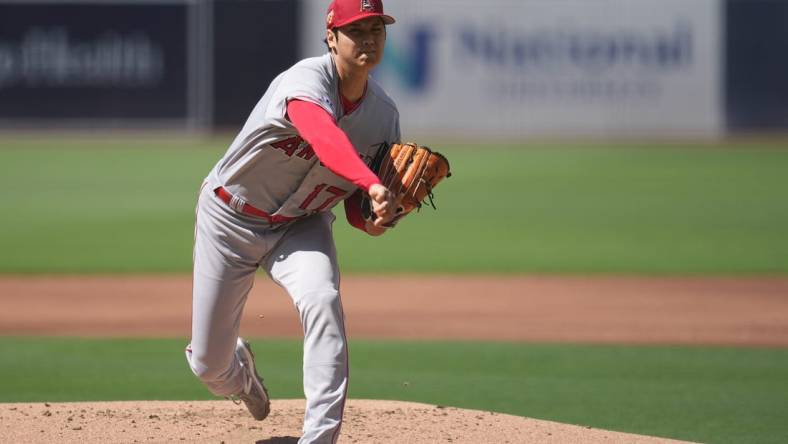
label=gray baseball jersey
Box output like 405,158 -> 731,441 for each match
206,52 -> 401,223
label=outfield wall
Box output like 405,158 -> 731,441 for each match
0,0 -> 298,130
0,0 -> 786,136
0,0 -> 206,128
302,0 -> 724,138
725,0 -> 788,131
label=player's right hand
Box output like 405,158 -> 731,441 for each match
368,183 -> 396,227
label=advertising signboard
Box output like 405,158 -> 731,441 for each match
300,0 -> 723,138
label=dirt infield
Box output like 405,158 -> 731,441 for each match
1,275 -> 787,345
2,274 -> 786,443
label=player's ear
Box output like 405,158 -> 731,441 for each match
326,29 -> 338,54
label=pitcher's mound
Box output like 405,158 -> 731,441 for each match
1,399 -> 692,443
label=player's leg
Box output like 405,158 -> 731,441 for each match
263,212 -> 348,444
186,185 -> 265,397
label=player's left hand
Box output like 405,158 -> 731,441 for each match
368,183 -> 396,227
363,218 -> 388,236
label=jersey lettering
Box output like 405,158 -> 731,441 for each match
299,183 -> 347,212
314,186 -> 346,212
299,184 -> 326,210
296,144 -> 316,160
270,137 -> 301,157
271,136 -> 315,161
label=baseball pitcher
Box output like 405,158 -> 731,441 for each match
184,1 -> 449,443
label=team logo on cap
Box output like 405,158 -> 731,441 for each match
361,0 -> 374,12
326,9 -> 334,27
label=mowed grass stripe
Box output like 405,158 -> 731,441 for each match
1,139 -> 787,273
1,337 -> 787,444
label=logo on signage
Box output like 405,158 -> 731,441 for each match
377,23 -> 436,93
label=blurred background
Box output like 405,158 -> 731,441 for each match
1,3 -> 787,443
0,0 -> 786,274
0,0 -> 785,136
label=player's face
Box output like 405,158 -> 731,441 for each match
329,17 -> 386,69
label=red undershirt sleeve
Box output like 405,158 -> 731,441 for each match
343,189 -> 368,232
287,99 -> 381,192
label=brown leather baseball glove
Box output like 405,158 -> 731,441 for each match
362,142 -> 451,227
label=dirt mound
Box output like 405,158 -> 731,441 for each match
0,399 -> 692,444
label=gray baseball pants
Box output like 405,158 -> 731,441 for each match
185,183 -> 348,444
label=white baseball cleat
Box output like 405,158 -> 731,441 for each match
231,337 -> 271,420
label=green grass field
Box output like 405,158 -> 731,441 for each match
1,337 -> 787,444
2,136 -> 787,443
1,137 -> 787,274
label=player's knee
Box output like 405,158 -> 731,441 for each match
190,362 -> 226,381
297,289 -> 345,332
299,288 -> 341,313
186,349 -> 233,383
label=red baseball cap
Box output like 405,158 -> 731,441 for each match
326,0 -> 395,30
